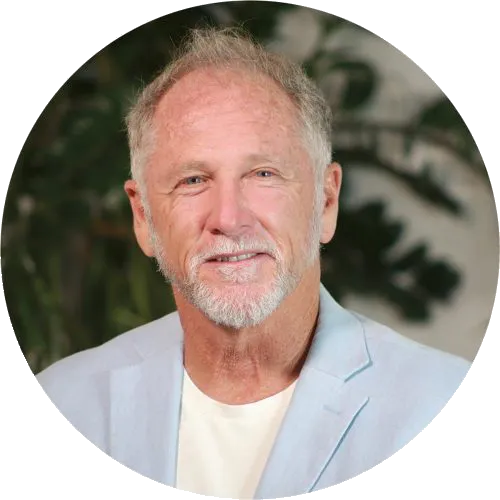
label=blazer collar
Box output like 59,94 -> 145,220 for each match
106,284 -> 371,495
108,313 -> 184,486
305,284 -> 371,380
254,284 -> 372,498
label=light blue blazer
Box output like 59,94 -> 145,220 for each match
37,285 -> 470,498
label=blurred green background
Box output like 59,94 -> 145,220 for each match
1,2 -> 492,373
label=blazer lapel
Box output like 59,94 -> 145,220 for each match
108,316 -> 185,486
255,285 -> 372,499
104,286 -> 370,496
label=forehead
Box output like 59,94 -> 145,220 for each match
153,66 -> 301,137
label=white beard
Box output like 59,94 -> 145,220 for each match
146,195 -> 322,329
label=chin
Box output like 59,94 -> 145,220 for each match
198,278 -> 281,304
187,279 -> 291,330
202,297 -> 279,330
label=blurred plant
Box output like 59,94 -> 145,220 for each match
1,2 -> 486,373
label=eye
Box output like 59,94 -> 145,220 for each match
255,170 -> 274,178
181,176 -> 205,186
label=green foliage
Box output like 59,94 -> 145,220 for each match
417,98 -> 484,175
331,60 -> 378,110
1,2 -> 486,373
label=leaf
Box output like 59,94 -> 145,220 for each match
330,60 -> 377,110
385,283 -> 430,321
416,97 -> 480,164
392,244 -> 427,271
415,261 -> 461,301
226,1 -> 296,42
418,97 -> 466,130
335,148 -> 462,215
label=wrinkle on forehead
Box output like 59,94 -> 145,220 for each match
153,66 -> 302,138
143,66 -> 315,189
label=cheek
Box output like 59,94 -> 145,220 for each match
149,197 -> 204,264
248,186 -> 313,246
159,194 -> 204,232
248,187 -> 288,219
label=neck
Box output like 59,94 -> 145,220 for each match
173,264 -> 321,404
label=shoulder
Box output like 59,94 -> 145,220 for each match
36,311 -> 182,391
350,310 -> 470,404
34,312 -> 183,449
351,311 -> 472,447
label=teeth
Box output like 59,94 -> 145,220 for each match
215,253 -> 257,262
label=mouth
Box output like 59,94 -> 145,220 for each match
205,252 -> 266,264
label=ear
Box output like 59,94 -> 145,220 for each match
124,179 -> 155,257
320,162 -> 342,244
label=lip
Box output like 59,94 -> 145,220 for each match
207,250 -> 262,260
203,252 -> 268,266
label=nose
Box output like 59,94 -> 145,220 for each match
205,180 -> 254,237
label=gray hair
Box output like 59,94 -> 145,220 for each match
125,27 -> 333,199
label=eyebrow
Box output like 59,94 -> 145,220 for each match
172,160 -> 209,174
172,154 -> 285,175
243,154 -> 283,168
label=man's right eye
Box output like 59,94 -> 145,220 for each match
181,176 -> 204,186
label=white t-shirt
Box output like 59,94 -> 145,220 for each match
176,370 -> 297,499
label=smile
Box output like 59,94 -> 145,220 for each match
206,253 -> 266,265
212,253 -> 259,262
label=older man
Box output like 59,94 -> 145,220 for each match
37,28 -> 470,499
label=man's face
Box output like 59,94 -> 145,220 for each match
128,68 -> 334,328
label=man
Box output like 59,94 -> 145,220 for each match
37,28 -> 470,499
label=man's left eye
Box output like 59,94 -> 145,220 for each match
255,170 -> 274,178
183,176 -> 204,185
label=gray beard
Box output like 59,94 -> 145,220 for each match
146,195 -> 322,329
